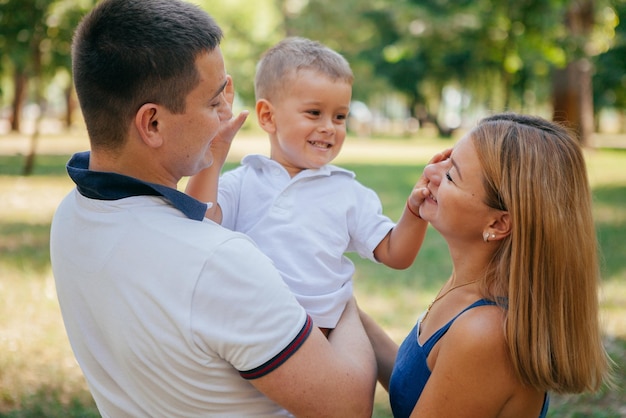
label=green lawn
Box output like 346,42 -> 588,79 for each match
0,133 -> 624,417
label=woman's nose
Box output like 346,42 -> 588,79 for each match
423,161 -> 444,185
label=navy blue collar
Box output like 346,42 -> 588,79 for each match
66,151 -> 208,221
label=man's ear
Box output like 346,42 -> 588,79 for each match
135,103 -> 164,148
256,99 -> 276,134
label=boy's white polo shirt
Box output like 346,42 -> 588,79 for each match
218,154 -> 396,328
50,151 -> 310,417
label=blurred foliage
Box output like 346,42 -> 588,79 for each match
197,0 -> 286,105
593,0 -> 626,112
288,0 -> 625,134
0,0 -> 625,135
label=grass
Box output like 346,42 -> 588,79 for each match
0,133 -> 624,417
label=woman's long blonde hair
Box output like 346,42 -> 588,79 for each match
472,113 -> 612,393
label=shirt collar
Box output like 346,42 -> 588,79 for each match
241,154 -> 355,178
66,151 -> 208,221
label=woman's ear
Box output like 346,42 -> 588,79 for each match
256,99 -> 276,134
487,211 -> 511,242
135,103 -> 164,148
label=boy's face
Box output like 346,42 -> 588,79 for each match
264,69 -> 352,176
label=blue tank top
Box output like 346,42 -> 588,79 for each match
389,299 -> 549,418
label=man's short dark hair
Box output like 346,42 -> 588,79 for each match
72,0 -> 223,150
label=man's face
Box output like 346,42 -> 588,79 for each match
160,48 -> 231,180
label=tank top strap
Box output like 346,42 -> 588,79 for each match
421,299 -> 497,353
538,392 -> 550,418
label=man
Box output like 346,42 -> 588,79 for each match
50,0 -> 375,416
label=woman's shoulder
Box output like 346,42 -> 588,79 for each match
444,302 -> 526,400
447,301 -> 506,350
437,301 -> 510,374
448,303 -> 549,417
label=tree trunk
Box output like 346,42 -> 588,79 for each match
552,58 -> 594,147
22,113 -> 41,176
23,33 -> 43,176
552,0 -> 595,147
278,0 -> 296,37
10,71 -> 28,132
64,83 -> 76,129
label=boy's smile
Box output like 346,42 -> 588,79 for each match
264,69 -> 352,177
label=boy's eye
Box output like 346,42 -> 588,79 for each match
307,110 -> 321,116
336,114 -> 347,121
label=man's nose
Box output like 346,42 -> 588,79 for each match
217,94 -> 232,121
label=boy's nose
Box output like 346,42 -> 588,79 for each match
318,117 -> 335,134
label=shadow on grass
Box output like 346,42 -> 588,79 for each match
593,184 -> 626,280
0,222 -> 52,274
0,155 -> 71,177
548,337 -> 626,417
0,160 -> 623,417
2,338 -> 621,418
0,386 -> 98,418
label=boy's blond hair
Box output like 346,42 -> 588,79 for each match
254,37 -> 353,102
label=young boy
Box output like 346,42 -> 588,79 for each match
187,37 -> 431,335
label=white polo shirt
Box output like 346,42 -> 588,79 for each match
50,152 -> 310,417
219,155 -> 395,328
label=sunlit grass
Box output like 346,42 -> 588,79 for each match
0,133 -> 624,416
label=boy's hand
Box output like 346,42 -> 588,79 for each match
211,75 -> 249,165
407,148 -> 452,214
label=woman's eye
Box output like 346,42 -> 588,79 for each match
445,171 -> 454,182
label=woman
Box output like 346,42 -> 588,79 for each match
361,113 -> 613,417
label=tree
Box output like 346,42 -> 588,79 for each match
0,0 -> 48,133
45,0 -> 96,129
0,0 -> 94,174
198,0 -> 285,106
552,0 -> 596,146
593,0 -> 626,130
284,0 -> 620,142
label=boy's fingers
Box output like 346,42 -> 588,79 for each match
427,147 -> 452,164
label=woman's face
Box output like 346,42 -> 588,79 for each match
420,134 -> 495,243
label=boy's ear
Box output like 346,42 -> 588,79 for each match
256,99 -> 276,134
135,103 -> 164,148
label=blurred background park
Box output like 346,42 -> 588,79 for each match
1,0 -> 625,416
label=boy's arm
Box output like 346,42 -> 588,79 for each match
186,165 -> 225,223
374,149 -> 452,269
373,189 -> 429,269
185,75 -> 248,222
250,298 -> 377,417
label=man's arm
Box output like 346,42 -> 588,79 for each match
358,307 -> 398,391
250,299 -> 377,418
